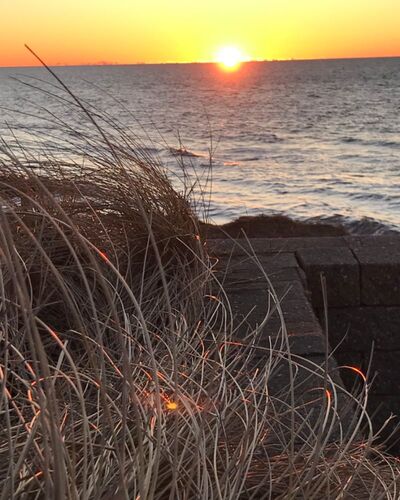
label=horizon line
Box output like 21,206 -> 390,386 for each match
1,54 -> 400,69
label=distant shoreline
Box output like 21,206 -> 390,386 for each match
2,55 -> 400,70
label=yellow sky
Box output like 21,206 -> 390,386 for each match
1,0 -> 400,67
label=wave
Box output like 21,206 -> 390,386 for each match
340,137 -> 400,149
349,191 -> 390,201
305,214 -> 399,235
252,133 -> 284,144
241,156 -> 261,162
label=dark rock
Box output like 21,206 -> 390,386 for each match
202,214 -> 348,239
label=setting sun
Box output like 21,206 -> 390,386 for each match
215,46 -> 245,71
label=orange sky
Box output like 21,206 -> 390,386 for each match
1,0 -> 400,67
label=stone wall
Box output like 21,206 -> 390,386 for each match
208,233 -> 400,452
295,235 -> 400,452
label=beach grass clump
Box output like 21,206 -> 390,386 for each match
0,84 -> 400,498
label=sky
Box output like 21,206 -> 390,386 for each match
1,0 -> 400,67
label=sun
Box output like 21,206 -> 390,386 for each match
215,46 -> 244,71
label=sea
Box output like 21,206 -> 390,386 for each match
0,58 -> 399,232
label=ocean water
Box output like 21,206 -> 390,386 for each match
0,58 -> 399,232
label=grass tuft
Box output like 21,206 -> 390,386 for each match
0,77 -> 399,498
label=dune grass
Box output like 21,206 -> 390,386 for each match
0,76 -> 400,498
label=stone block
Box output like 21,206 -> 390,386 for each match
226,286 -> 326,355
264,355 -> 344,396
268,268 -> 308,288
296,247 -> 360,307
367,350 -> 400,394
255,326 -> 326,356
215,255 -> 302,292
217,253 -> 299,274
346,235 -> 400,249
227,289 -> 272,328
326,307 -> 400,351
332,348 -> 400,396
270,298 -> 320,325
264,236 -> 348,252
270,280 -> 308,303
227,290 -> 318,330
206,238 -> 274,257
247,355 -> 355,446
352,245 -> 400,305
207,236 -> 349,257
